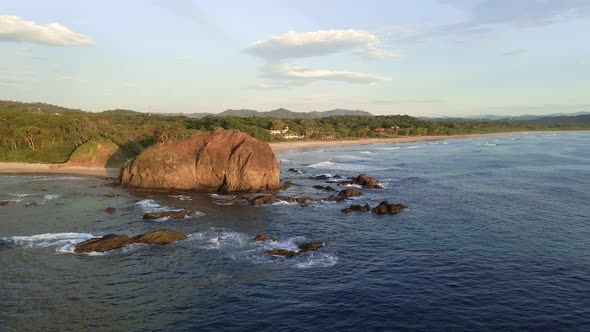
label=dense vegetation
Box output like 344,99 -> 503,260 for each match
1,100 -> 588,163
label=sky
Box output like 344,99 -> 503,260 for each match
1,0 -> 589,117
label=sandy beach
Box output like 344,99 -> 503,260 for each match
0,162 -> 120,178
268,131 -> 555,151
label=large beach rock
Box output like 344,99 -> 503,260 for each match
338,174 -> 383,189
74,229 -> 186,254
66,138 -> 126,168
119,130 -> 281,193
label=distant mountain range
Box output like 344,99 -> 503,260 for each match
426,111 -> 590,122
166,108 -> 374,119
2,100 -> 589,124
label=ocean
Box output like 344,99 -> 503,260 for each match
1,132 -> 589,331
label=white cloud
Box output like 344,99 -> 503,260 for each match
265,63 -> 391,84
0,15 -> 94,46
246,29 -> 380,60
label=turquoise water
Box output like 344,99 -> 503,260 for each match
1,132 -> 590,330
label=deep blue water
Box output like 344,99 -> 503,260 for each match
1,132 -> 590,331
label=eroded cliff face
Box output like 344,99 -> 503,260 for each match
119,129 -> 281,192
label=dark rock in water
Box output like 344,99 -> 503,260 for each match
341,204 -> 371,213
74,229 -> 186,254
219,195 -> 246,205
104,193 -> 116,198
0,201 -> 12,206
267,242 -> 327,257
143,210 -> 197,220
250,195 -> 280,205
333,188 -> 363,201
338,174 -> 383,189
313,185 -> 337,192
250,195 -> 318,205
288,168 -> 305,173
253,234 -> 277,242
298,242 -> 326,253
119,129 -> 281,193
282,181 -> 297,189
106,207 -> 116,214
74,234 -> 131,253
371,201 -> 407,215
127,229 -> 187,245
267,249 -> 299,257
25,201 -> 39,207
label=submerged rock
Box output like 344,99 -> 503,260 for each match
341,204 -> 371,213
266,242 -> 327,257
143,210 -> 197,220
298,242 -> 326,253
313,185 -> 337,192
120,129 -> 281,193
106,207 -> 116,214
371,201 -> 407,215
0,201 -> 12,206
253,234 -> 277,242
282,181 -> 297,189
338,174 -> 383,189
249,195 -> 280,205
266,249 -> 299,257
249,195 -> 318,206
74,229 -> 186,254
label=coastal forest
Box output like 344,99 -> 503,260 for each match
1,100 -> 589,163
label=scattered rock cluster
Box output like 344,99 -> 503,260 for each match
342,201 -> 407,215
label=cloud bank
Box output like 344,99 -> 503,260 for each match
0,15 -> 94,46
246,30 -> 393,86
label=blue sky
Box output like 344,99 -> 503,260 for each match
1,0 -> 589,116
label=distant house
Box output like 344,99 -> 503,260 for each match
268,126 -> 290,135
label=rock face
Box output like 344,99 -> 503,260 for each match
341,204 -> 371,213
74,229 -> 186,254
119,129 -> 281,193
339,174 -> 383,189
143,210 -> 197,220
371,201 -> 407,215
66,138 -> 126,168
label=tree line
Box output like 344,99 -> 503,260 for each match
1,105 -> 588,163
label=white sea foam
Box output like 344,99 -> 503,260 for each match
2,232 -> 95,254
481,143 -> 497,147
405,145 -> 422,149
333,154 -> 372,161
375,146 -> 400,150
186,228 -> 337,269
43,194 -> 61,200
308,161 -> 368,172
135,199 -> 181,213
8,193 -> 32,197
359,150 -> 375,154
170,195 -> 192,201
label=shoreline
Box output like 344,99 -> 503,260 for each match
0,130 -> 586,177
269,130 -> 588,152
0,162 -> 120,178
